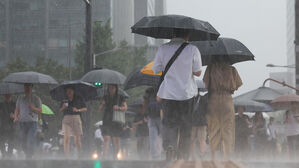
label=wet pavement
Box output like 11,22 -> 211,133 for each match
0,160 -> 298,168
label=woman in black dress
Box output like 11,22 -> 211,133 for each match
99,84 -> 128,159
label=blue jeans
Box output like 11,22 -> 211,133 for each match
19,121 -> 37,158
148,117 -> 162,160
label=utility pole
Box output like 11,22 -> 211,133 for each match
68,16 -> 72,80
84,0 -> 93,73
5,0 -> 10,63
45,0 -> 49,58
83,0 -> 93,157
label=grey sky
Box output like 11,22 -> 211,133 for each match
166,0 -> 287,95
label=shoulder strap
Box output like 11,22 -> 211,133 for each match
161,42 -> 189,82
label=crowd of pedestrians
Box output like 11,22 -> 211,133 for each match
0,30 -> 298,162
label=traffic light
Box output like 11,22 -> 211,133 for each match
94,82 -> 102,87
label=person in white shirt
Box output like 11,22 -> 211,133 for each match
153,29 -> 202,160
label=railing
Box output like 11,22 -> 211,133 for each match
262,78 -> 299,92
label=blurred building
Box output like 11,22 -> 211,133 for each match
0,0 -> 166,67
286,0 -> 299,90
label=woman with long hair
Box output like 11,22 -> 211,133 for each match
203,56 -> 242,160
99,84 -> 128,159
59,86 -> 87,158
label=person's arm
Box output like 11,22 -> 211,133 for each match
193,71 -> 202,76
152,47 -> 164,74
73,99 -> 87,113
59,103 -> 67,113
133,116 -> 144,127
113,98 -> 128,111
73,107 -> 87,113
99,100 -> 106,112
29,103 -> 42,114
133,120 -> 144,126
13,106 -> 19,123
192,47 -> 202,77
119,101 -> 128,111
245,116 -> 252,126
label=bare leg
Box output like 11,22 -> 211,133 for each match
211,150 -> 216,160
113,137 -> 120,159
189,139 -> 196,160
64,135 -> 70,158
199,139 -> 207,154
103,136 -> 111,159
74,136 -> 82,155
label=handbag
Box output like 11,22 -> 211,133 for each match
112,95 -> 126,124
113,110 -> 126,124
158,42 -> 189,88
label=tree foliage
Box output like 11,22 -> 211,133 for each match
74,20 -> 148,78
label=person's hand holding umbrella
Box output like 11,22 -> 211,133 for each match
59,101 -> 68,113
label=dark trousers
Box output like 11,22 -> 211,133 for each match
161,97 -> 194,160
137,136 -> 149,160
19,122 -> 37,158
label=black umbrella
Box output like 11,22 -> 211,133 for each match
0,83 -> 24,95
50,80 -> 97,101
96,87 -> 129,98
128,97 -> 144,113
124,68 -> 207,90
3,71 -> 58,84
124,68 -> 160,90
131,14 -> 220,41
192,37 -> 255,65
81,69 -> 126,85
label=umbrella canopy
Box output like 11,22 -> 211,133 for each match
124,68 -> 160,90
42,104 -> 54,115
96,87 -> 129,98
128,97 -> 144,113
234,87 -> 284,104
271,94 -> 299,107
3,71 -> 58,84
125,64 -> 206,90
81,69 -> 126,85
140,62 -> 162,76
192,38 -> 255,65
131,14 -> 220,41
0,83 -> 24,95
50,80 -> 97,101
234,100 -> 274,112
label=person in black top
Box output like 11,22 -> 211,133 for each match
133,104 -> 149,160
99,84 -> 128,159
59,86 -> 87,158
0,94 -> 16,158
235,106 -> 251,159
143,88 -> 162,160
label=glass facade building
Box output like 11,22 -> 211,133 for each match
0,0 -> 165,67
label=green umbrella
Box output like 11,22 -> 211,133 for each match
42,104 -> 54,115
